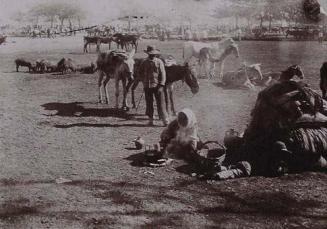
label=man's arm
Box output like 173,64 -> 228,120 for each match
158,59 -> 166,86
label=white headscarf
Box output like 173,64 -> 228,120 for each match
175,108 -> 199,144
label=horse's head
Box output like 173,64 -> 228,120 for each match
118,49 -> 135,80
220,38 -> 240,58
280,65 -> 304,81
184,63 -> 199,94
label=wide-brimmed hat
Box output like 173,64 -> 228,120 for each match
144,45 -> 160,55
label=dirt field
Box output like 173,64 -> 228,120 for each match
0,35 -> 327,228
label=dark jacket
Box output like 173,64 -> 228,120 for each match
139,57 -> 166,88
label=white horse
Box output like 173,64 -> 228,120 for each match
183,38 -> 240,79
96,49 -> 135,110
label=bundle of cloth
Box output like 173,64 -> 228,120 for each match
218,81 -> 327,179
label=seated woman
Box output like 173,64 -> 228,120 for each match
159,108 -> 200,161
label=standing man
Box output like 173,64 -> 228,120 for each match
139,46 -> 169,126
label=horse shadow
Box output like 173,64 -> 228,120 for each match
41,102 -> 134,119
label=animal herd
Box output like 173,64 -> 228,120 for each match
15,37 -> 314,115
83,33 -> 141,53
15,58 -> 96,75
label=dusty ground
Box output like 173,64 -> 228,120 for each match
0,35 -> 327,228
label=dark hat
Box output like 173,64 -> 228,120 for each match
273,141 -> 292,154
144,45 -> 160,55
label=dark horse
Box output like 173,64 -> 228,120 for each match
127,58 -> 199,115
112,33 -> 141,51
320,62 -> 327,99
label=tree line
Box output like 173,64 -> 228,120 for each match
213,0 -> 314,30
12,2 -> 86,28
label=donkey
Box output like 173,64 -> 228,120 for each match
128,59 -> 199,115
96,49 -> 135,110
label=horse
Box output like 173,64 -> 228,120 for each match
96,49 -> 135,110
127,58 -> 199,115
15,58 -> 35,72
183,38 -> 240,79
320,62 -> 327,99
259,65 -> 304,86
83,36 -> 99,53
221,64 -> 263,90
112,33 -> 141,51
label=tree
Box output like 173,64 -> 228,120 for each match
26,2 -> 85,28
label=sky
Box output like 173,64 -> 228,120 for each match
0,0 -> 224,24
0,0 -> 326,25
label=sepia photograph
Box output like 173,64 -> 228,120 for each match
0,0 -> 327,228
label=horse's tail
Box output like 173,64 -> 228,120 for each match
320,62 -> 327,86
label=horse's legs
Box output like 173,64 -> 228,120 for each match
202,57 -> 211,79
16,65 -> 19,72
130,79 -> 140,108
218,60 -> 225,80
122,78 -> 129,109
164,86 -> 169,116
198,59 -> 204,78
114,78 -> 120,108
98,71 -> 107,103
84,42 -> 88,53
96,40 -> 100,52
210,62 -> 216,78
168,84 -> 176,116
103,75 -> 111,104
98,71 -> 104,103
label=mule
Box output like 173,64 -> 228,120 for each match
183,38 -> 240,79
128,58 -> 199,115
96,49 -> 135,109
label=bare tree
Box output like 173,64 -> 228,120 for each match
26,2 -> 85,28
